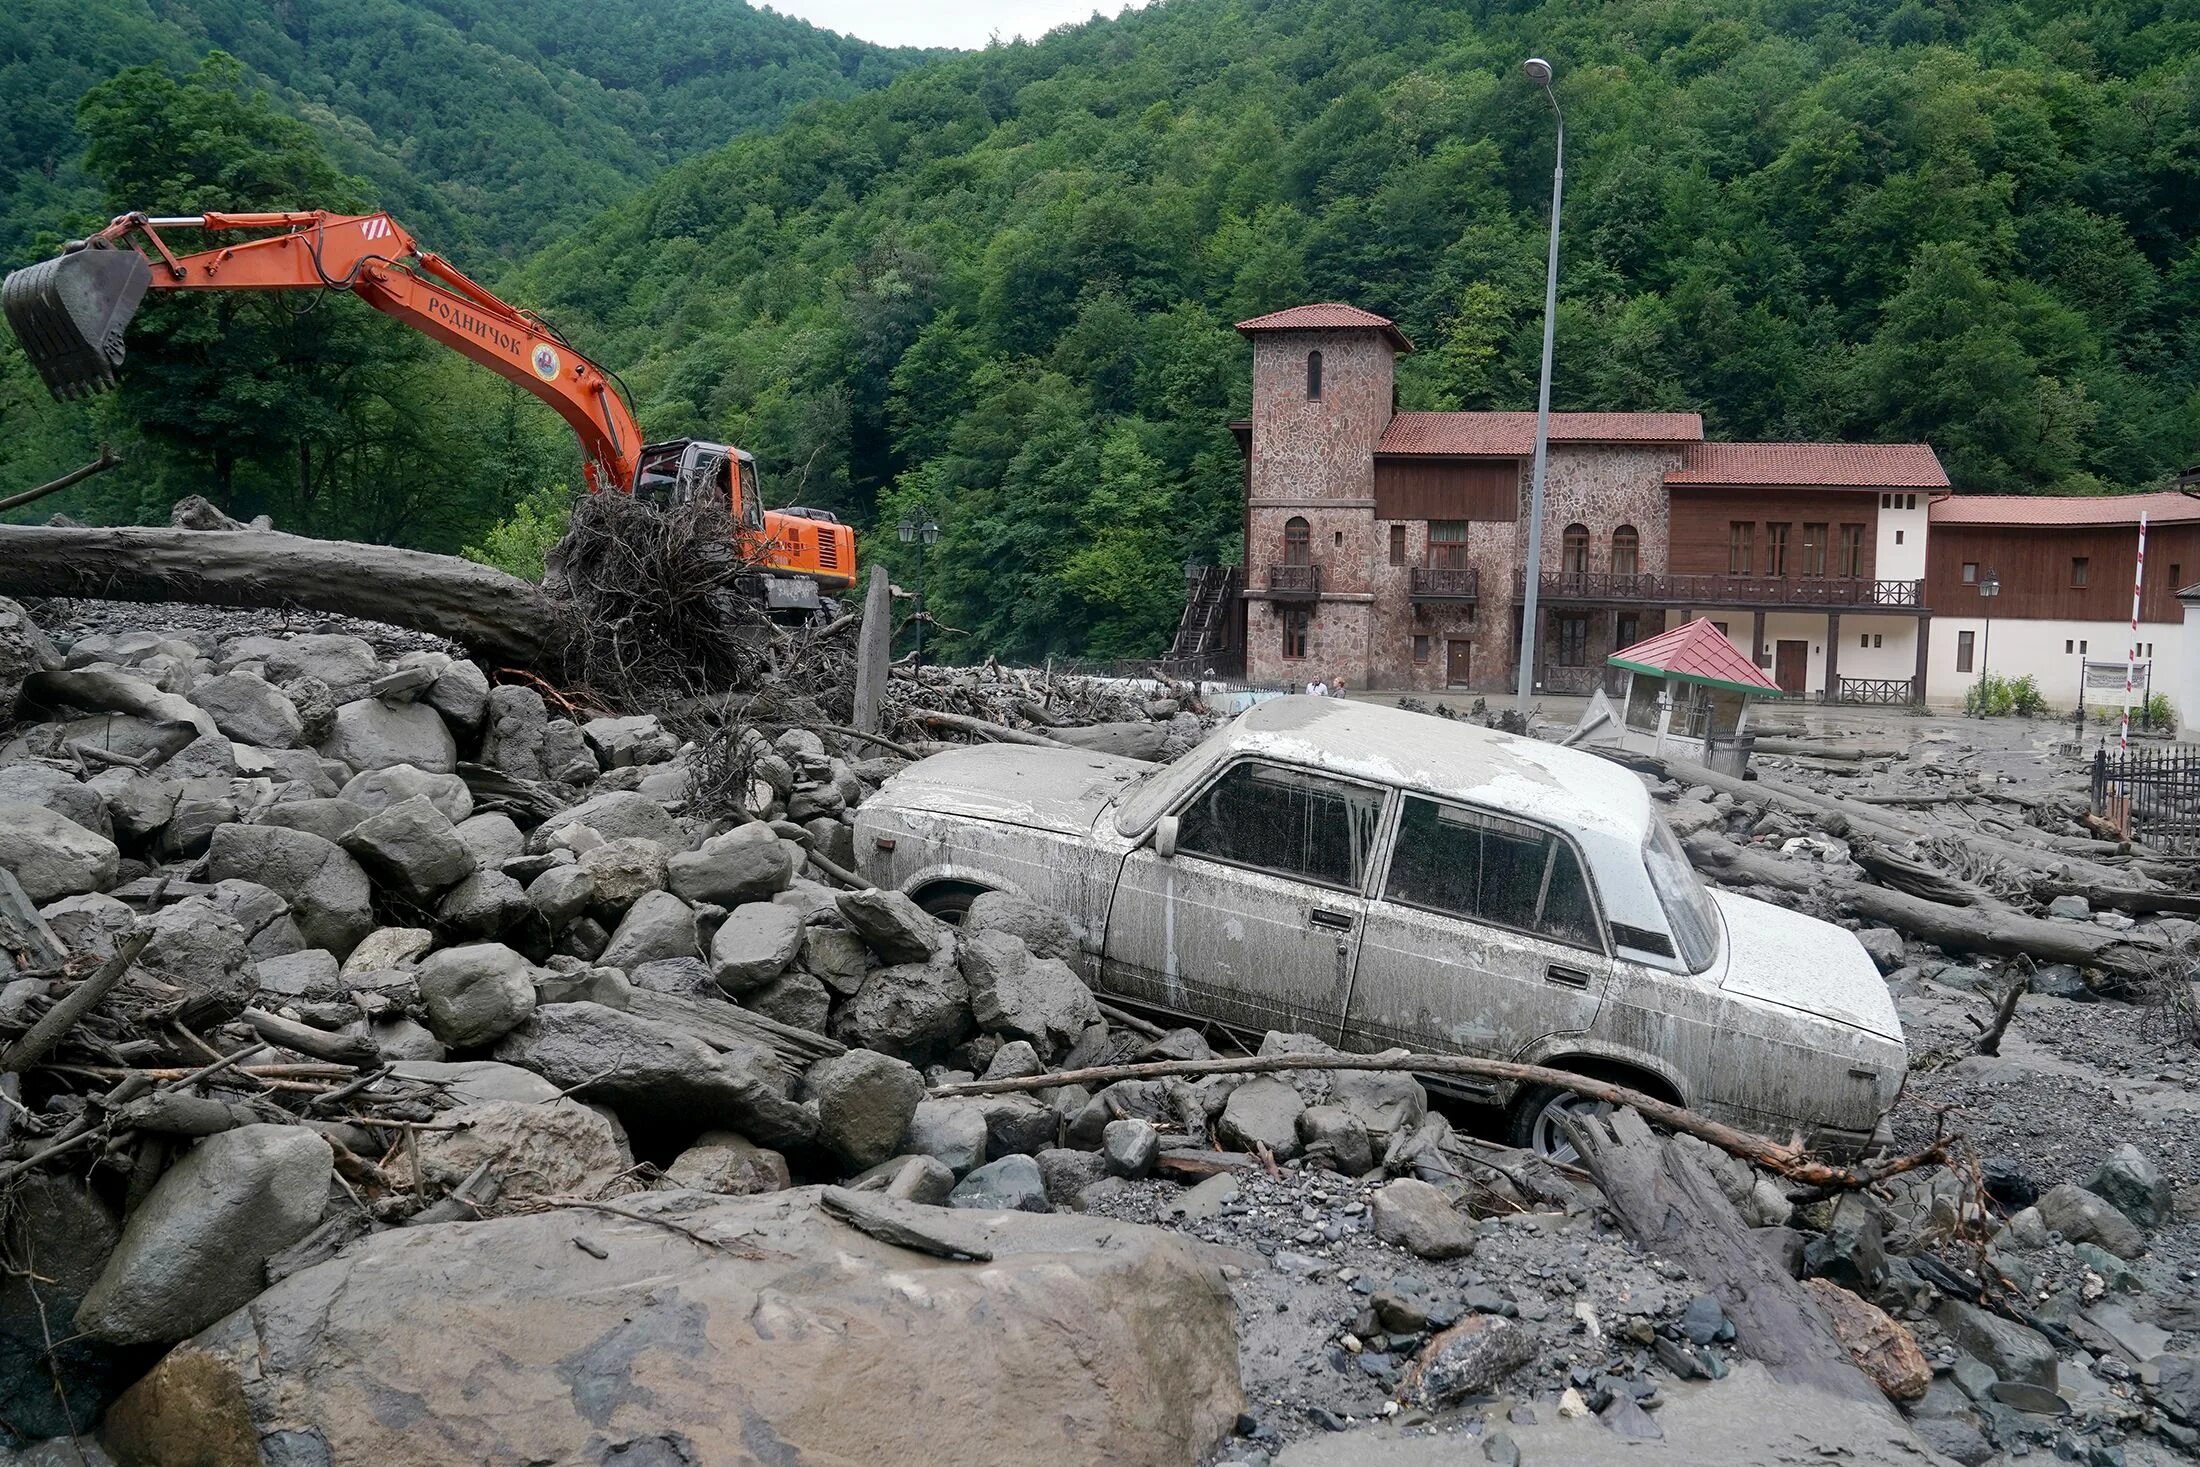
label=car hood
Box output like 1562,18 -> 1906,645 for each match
874,743 -> 1153,834
1710,889 -> 1904,1041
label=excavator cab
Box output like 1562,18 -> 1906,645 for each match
631,439 -> 763,532
2,239 -> 153,400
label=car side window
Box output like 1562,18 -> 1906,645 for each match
1175,761 -> 1384,891
1384,796 -> 1602,948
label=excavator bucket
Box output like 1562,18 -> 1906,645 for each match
1,244 -> 152,400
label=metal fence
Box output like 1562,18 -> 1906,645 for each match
2091,744 -> 2200,852
1835,676 -> 1917,706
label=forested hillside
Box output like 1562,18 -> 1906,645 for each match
511,0 -> 2200,661
1,0 -> 930,260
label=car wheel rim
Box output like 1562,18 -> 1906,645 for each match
1530,1092 -> 1612,1166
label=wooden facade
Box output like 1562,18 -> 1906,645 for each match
1371,457 -> 1518,521
1924,521 -> 2200,623
1668,488 -> 1879,580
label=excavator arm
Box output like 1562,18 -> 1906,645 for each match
5,211 -> 642,491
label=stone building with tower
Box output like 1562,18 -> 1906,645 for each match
1209,302 -> 1958,703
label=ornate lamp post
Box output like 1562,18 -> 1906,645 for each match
897,507 -> 940,670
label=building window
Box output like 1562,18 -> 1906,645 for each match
1873,634 -> 1883,648
2071,556 -> 2090,587
1957,630 -> 1975,672
1711,621 -> 1729,637
2171,563 -> 2182,589
1389,524 -> 1406,566
1306,351 -> 1323,401
1962,563 -> 1978,584
2146,642 -> 2154,657
1556,615 -> 1589,666
1838,524 -> 1865,578
1283,516 -> 1310,565
1429,520 -> 1469,569
1282,606 -> 1311,659
1860,634 -> 1870,649
1906,494 -> 1916,510
1333,529 -> 1344,546
1728,522 -> 1754,575
1615,613 -> 1640,649
2081,639 -> 2088,654
1766,523 -> 1791,576
1611,525 -> 1639,577
1413,634 -> 1431,664
1562,522 -> 1589,575
2066,641 -> 2074,653
1801,523 -> 1826,577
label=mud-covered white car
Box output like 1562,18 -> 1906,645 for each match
854,695 -> 1906,1158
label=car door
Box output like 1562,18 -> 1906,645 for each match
1102,759 -> 1388,1044
1343,793 -> 1611,1072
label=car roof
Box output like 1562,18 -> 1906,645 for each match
1216,696 -> 1654,844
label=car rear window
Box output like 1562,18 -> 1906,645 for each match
1175,761 -> 1384,890
1383,796 -> 1601,949
1642,815 -> 1721,972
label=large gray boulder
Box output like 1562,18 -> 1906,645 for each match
321,698 -> 458,774
576,837 -> 669,915
89,767 -> 180,842
533,790 -> 687,852
227,632 -> 379,697
1370,1177 -> 1477,1261
1217,1076 -> 1305,1161
455,812 -> 524,866
830,958 -> 973,1061
661,1131 -> 791,1196
598,889 -> 700,969
0,802 -> 119,902
0,595 -> 59,721
2086,1145 -> 2174,1231
478,683 -> 548,781
437,869 -> 532,939
341,795 -> 477,900
582,714 -> 676,768
746,970 -> 833,1032
1937,1300 -> 2056,1389
960,930 -> 1102,1057
256,796 -> 369,845
2038,1181 -> 2146,1258
803,1048 -> 924,1170
526,865 -> 595,927
964,889 -> 1077,961
135,903 -> 257,1028
904,1098 -> 991,1176
836,887 -> 946,964
667,822 -> 795,906
398,1099 -> 630,1214
341,764 -> 473,823
417,943 -> 538,1048
208,823 -> 374,957
710,900 -> 805,994
949,1154 -> 1052,1212
102,1188 -> 1243,1467
0,1172 -> 122,1437
421,656 -> 491,734
493,1002 -> 815,1149
189,671 -> 303,749
0,763 -> 110,839
75,1125 -> 332,1345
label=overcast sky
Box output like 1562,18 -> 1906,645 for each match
768,0 -> 1151,49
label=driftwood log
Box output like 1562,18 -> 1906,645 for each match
931,1050 -> 1946,1190
1683,832 -> 2159,976
0,524 -> 563,667
1565,1106 -> 1905,1415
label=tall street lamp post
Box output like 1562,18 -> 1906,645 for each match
1976,567 -> 2000,702
897,507 -> 940,670
1515,56 -> 1564,704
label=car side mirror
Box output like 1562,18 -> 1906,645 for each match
1153,815 -> 1179,859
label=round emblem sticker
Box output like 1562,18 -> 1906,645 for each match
531,344 -> 561,382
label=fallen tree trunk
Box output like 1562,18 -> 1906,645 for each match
1750,738 -> 1908,761
931,1050 -> 1947,1190
907,709 -> 1074,749
0,525 -> 564,667
1683,832 -> 2159,976
1566,1106 -> 1903,1414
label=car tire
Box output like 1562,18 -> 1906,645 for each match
1507,1084 -> 1615,1167
914,886 -> 980,924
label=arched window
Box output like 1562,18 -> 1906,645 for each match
1284,516 -> 1311,565
1306,351 -> 1323,401
1611,525 -> 1640,577
1561,522 -> 1590,575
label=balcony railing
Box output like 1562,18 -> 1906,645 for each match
1834,676 -> 1920,706
1408,566 -> 1480,601
1516,571 -> 1925,609
1266,561 -> 1322,599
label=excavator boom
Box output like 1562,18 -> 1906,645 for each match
1,210 -> 855,591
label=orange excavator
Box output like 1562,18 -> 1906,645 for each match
2,209 -> 856,613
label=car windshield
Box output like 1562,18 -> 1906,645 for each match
1113,723 -> 1235,835
1642,815 -> 1721,973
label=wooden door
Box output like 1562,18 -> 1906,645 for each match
1446,639 -> 1472,687
1774,639 -> 1807,695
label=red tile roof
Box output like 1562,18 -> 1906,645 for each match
1609,617 -> 1782,695
1234,303 -> 1414,353
1377,411 -> 1704,456
1665,441 -> 1948,488
1928,490 -> 2200,528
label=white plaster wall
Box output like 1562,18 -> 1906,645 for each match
1837,615 -> 1920,681
1761,611 -> 1832,697
2179,601 -> 2200,733
1875,492 -> 1929,582
1925,615 -> 2180,709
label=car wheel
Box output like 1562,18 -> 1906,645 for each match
1508,1084 -> 1615,1166
915,886 -> 979,924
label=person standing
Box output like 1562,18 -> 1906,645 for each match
1331,676 -> 1349,698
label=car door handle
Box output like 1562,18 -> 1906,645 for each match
1545,963 -> 1593,989
1309,907 -> 1355,932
